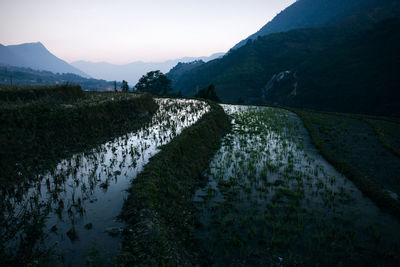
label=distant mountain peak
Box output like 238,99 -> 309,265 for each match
33,42 -> 46,48
8,41 -> 45,49
70,52 -> 225,85
31,41 -> 43,45
0,42 -> 89,78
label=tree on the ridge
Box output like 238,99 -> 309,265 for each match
194,84 -> 221,102
135,70 -> 171,95
121,80 -> 129,92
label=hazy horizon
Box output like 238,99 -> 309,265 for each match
0,0 -> 295,64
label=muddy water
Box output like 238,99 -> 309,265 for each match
1,98 -> 209,266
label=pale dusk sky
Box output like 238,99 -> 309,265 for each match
0,0 -> 295,64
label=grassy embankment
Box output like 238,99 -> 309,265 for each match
0,85 -> 158,188
292,109 -> 400,219
119,101 -> 231,266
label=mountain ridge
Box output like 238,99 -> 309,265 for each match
0,42 -> 89,78
168,1 -> 400,116
0,64 -> 118,91
71,52 -> 224,85
232,0 -> 392,50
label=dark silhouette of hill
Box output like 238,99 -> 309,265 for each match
166,60 -> 206,84
232,0 -> 394,50
169,1 -> 400,116
265,18 -> 400,116
0,42 -> 89,77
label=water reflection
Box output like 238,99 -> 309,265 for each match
1,98 -> 209,266
194,105 -> 400,265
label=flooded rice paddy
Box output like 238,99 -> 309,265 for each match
1,98 -> 209,266
194,105 -> 400,266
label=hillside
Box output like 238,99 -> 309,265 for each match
0,42 -> 89,77
71,52 -> 224,85
0,65 -> 118,91
171,27 -> 337,101
166,60 -> 205,85
232,0 -> 393,50
0,44 -> 26,66
169,2 -> 400,116
265,18 -> 400,116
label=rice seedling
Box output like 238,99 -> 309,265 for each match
1,97 -> 210,266
193,104 -> 400,266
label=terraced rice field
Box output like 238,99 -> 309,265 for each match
193,105 -> 400,266
1,98 -> 209,266
2,99 -> 400,266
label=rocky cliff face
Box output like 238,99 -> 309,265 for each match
262,70 -> 298,104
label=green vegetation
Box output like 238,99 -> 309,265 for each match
1,97 -> 209,266
0,97 -> 210,266
2,1 -> 400,265
366,118 -> 400,157
0,65 -> 119,91
1,84 -> 399,265
0,85 -> 158,189
121,80 -> 129,92
276,18 -> 400,117
169,13 -> 400,116
0,84 -> 84,102
194,105 -> 400,266
119,101 -> 231,266
135,70 -> 172,95
232,0 -> 389,49
167,60 -> 205,83
194,84 -> 221,102
291,109 -> 400,220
